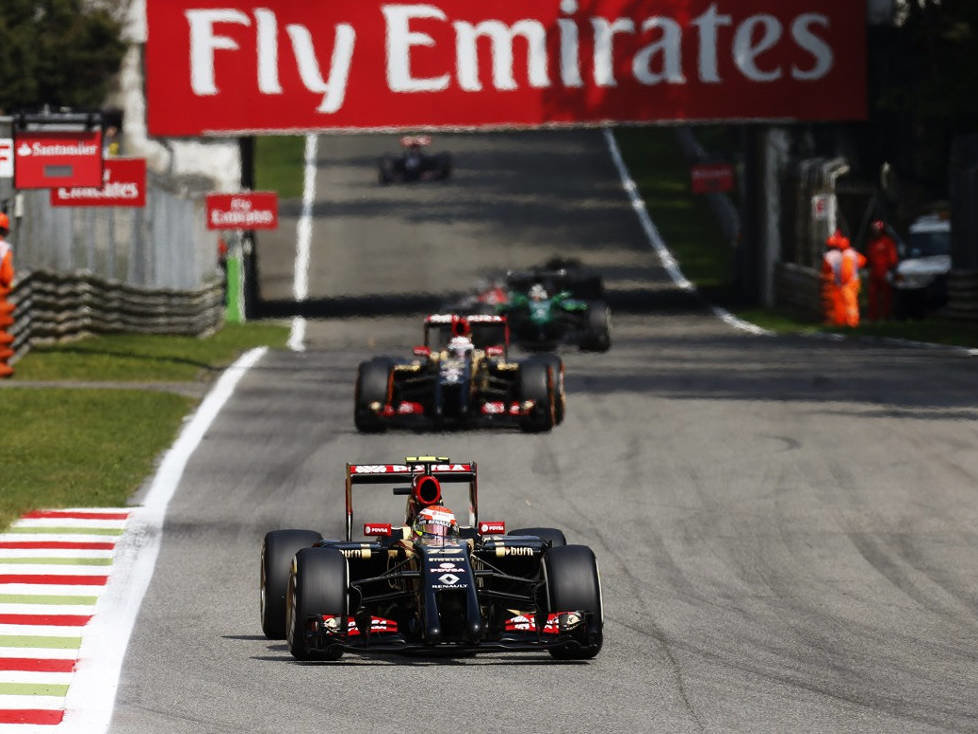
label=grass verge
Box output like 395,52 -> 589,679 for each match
12,322 -> 289,382
613,126 -> 736,301
255,136 -> 305,199
0,389 -> 194,531
1,322 -> 289,530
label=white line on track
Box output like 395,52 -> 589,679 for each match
0,672 -> 74,685
0,648 -> 78,660
602,127 -> 772,337
12,519 -> 128,530
0,566 -> 112,576
0,586 -> 107,597
0,534 -> 121,544
0,626 -> 85,638
0,695 -> 67,710
0,550 -> 114,560
0,605 -> 96,616
288,134 -> 319,352
58,347 -> 267,734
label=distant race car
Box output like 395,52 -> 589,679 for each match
378,135 -> 452,184
448,259 -> 611,351
259,457 -> 604,660
354,314 -> 565,432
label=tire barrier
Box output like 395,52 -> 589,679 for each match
6,269 -> 225,364
774,262 -> 822,322
944,270 -> 978,321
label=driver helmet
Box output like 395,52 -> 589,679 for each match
528,283 -> 548,301
447,335 -> 473,359
871,219 -> 886,235
413,505 -> 459,545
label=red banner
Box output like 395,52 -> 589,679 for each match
14,131 -> 102,189
50,159 -> 147,208
206,192 -> 279,230
146,1 -> 866,135
690,162 -> 734,193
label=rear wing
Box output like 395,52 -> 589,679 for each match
424,314 -> 509,352
345,458 -> 478,541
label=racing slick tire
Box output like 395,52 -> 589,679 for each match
287,547 -> 349,661
434,151 -> 452,180
543,545 -> 603,660
580,302 -> 611,353
533,355 -> 565,425
355,358 -> 393,433
260,529 -> 323,639
508,527 -> 566,547
518,361 -> 556,433
378,156 -> 395,185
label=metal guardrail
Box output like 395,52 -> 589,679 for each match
774,262 -> 822,322
7,269 -> 224,363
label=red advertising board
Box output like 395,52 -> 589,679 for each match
206,192 -> 279,230
690,162 -> 734,193
146,0 -> 866,135
13,130 -> 102,189
50,158 -> 147,208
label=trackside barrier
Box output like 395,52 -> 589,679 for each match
945,270 -> 978,322
6,269 -> 224,363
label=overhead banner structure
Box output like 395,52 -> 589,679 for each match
146,0 -> 866,135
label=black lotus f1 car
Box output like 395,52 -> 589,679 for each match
260,457 -> 604,660
354,314 -> 565,433
378,135 -> 452,184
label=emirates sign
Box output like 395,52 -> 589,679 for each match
14,131 -> 103,189
50,159 -> 148,208
146,0 -> 866,135
206,192 -> 279,230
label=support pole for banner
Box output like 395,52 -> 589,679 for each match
224,232 -> 245,324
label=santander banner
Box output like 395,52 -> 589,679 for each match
13,131 -> 103,189
146,0 -> 866,135
50,159 -> 147,208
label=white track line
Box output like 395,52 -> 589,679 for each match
59,347 -> 267,734
288,134 -> 319,352
602,127 -> 771,337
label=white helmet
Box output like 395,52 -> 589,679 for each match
447,336 -> 473,358
528,283 -> 548,301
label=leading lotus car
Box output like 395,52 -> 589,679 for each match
259,457 -> 604,660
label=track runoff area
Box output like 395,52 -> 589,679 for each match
3,2 -> 871,731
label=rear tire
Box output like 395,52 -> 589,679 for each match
518,361 -> 555,433
508,527 -> 566,547
355,358 -> 393,433
287,547 -> 349,661
580,302 -> 611,352
378,156 -> 394,185
534,356 -> 565,424
544,545 -> 603,660
260,529 -> 323,639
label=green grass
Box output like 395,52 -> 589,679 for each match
0,389 -> 194,531
1,322 -> 289,530
255,136 -> 306,199
12,322 -> 288,382
738,308 -> 978,349
613,127 -> 736,300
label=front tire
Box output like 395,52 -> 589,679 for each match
261,530 -> 323,639
533,356 -> 565,424
286,547 -> 349,661
580,302 -> 611,352
518,361 -> 555,433
355,358 -> 393,433
543,545 -> 603,660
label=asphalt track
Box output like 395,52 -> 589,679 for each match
110,132 -> 978,733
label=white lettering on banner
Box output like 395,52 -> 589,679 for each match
210,209 -> 275,226
56,184 -> 140,200
382,4 -> 451,92
179,3 -> 836,115
17,142 -> 99,157
454,19 -> 550,91
186,8 -> 356,110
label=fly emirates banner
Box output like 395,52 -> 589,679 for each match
146,0 -> 866,135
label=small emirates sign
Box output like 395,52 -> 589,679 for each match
206,192 -> 279,230
50,159 -> 147,207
